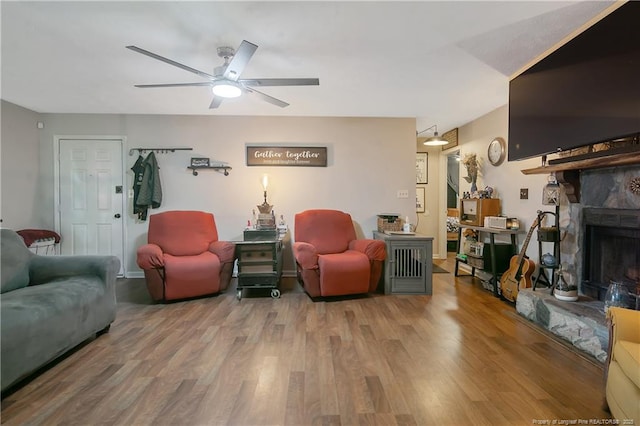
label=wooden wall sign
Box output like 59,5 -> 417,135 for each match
246,146 -> 327,167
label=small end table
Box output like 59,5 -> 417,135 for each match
373,231 -> 434,295
234,228 -> 285,300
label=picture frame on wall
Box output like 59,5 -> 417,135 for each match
190,157 -> 210,167
416,153 -> 428,184
416,187 -> 426,213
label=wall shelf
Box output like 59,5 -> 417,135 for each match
521,149 -> 640,203
187,165 -> 232,176
521,151 -> 640,175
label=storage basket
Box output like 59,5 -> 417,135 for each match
27,238 -> 58,255
377,215 -> 403,232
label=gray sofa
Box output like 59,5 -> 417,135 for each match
0,229 -> 120,393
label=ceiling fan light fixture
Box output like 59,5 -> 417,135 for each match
212,81 -> 242,98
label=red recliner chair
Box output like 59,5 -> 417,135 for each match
293,209 -> 386,298
136,211 -> 235,302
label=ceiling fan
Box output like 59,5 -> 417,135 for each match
126,40 -> 319,109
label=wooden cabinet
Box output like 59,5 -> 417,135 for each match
373,231 -> 433,295
459,198 -> 501,227
235,230 -> 285,300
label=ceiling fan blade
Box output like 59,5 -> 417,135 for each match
209,96 -> 224,109
126,45 -> 214,80
241,78 -> 320,87
223,40 -> 258,81
134,82 -> 214,88
245,87 -> 289,108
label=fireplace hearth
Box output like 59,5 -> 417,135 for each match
582,208 -> 640,310
518,164 -> 640,360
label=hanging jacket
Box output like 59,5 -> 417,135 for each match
136,152 -> 162,221
131,155 -> 146,219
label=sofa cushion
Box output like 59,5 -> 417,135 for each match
1,229 -> 32,293
163,251 -> 221,300
147,211 -> 218,256
614,340 -> 640,389
295,210 -> 357,255
1,274 -> 115,390
606,361 -> 640,422
318,250 -> 370,296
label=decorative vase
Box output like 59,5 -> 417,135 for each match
470,179 -> 477,193
604,281 -> 631,313
553,264 -> 578,302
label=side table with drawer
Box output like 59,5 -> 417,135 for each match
234,229 -> 285,300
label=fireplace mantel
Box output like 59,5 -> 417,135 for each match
521,149 -> 640,202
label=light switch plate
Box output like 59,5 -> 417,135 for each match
520,188 -> 529,199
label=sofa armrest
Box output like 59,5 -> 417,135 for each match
607,307 -> 640,345
137,243 -> 164,269
293,242 -> 319,270
29,255 -> 120,286
209,241 -> 236,264
349,239 -> 386,261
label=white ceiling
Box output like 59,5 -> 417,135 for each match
1,1 -> 615,133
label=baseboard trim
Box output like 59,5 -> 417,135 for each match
125,271 -> 144,279
127,270 -> 296,279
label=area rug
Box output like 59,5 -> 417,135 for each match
433,264 -> 449,274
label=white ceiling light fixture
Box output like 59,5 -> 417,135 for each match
417,124 -> 448,146
211,80 -> 242,98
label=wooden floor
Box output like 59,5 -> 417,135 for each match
1,255 -> 611,425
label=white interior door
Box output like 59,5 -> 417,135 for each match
59,139 -> 124,275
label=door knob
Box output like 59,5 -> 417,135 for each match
114,214 -> 121,218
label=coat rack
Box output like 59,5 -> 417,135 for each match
128,147 -> 193,156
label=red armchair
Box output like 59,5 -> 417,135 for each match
136,211 -> 235,302
293,209 -> 386,298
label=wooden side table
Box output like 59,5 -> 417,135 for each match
373,231 -> 434,295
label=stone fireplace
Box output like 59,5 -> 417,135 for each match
517,163 -> 640,362
560,164 -> 640,308
581,208 -> 640,308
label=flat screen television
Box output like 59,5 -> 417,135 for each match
508,1 -> 640,161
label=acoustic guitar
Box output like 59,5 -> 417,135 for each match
499,218 -> 539,303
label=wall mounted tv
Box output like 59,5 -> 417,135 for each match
508,1 -> 640,161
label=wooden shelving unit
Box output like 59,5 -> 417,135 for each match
453,225 -> 521,297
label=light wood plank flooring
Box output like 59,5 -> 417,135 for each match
1,255 -> 611,425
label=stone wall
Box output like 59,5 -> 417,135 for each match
560,165 -> 640,291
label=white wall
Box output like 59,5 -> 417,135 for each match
2,100 -> 553,277
33,113 -> 416,276
454,105 -> 549,261
0,101 -> 42,229
414,142 -> 442,254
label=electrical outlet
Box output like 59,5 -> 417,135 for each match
397,189 -> 409,199
520,188 -> 529,199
